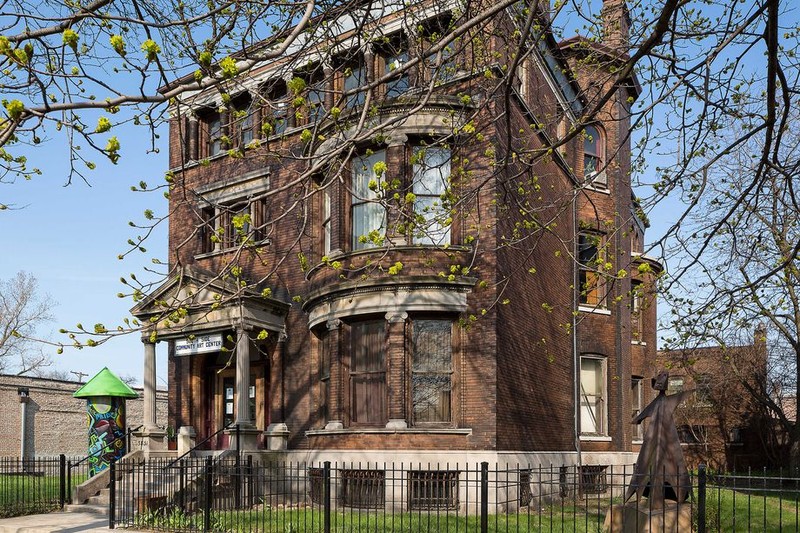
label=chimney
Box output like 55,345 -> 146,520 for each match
600,0 -> 631,52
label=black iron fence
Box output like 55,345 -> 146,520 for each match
0,455 -> 73,518
106,459 -> 800,532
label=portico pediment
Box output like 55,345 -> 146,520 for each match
130,266 -> 290,341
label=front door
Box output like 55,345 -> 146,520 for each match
215,371 -> 261,449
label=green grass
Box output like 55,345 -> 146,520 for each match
701,486 -> 800,532
123,489 -> 800,533
0,472 -> 88,518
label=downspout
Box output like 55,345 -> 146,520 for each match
572,190 -> 582,469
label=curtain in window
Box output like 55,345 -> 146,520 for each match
412,147 -> 451,245
351,151 -> 387,250
412,320 -> 452,423
350,320 -> 386,424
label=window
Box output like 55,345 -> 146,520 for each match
263,80 -> 289,136
351,150 -> 387,250
305,67 -> 327,123
408,471 -> 459,510
631,280 -> 643,341
678,424 -> 707,444
583,125 -> 605,187
580,465 -> 608,494
199,197 -> 268,253
411,146 -> 451,245
580,356 -> 606,435
667,376 -> 684,395
341,469 -> 385,508
412,319 -> 452,423
578,233 -> 602,307
420,15 -> 458,84
341,58 -> 366,108
349,320 -> 386,425
319,330 -> 330,422
230,94 -> 256,147
380,35 -> 409,98
208,113 -> 224,156
631,377 -> 643,440
321,188 -> 332,255
694,374 -> 712,406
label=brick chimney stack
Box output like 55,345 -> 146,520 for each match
600,0 -> 631,52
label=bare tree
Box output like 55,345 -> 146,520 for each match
0,271 -> 56,374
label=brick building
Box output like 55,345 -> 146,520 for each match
131,0 -> 660,469
657,328 -> 770,471
0,374 -> 167,458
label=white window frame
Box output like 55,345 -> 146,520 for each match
580,355 -> 607,437
351,150 -> 387,251
411,146 -> 451,246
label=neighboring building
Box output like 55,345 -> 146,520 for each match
657,328 -> 769,471
0,374 -> 168,457
131,0 -> 661,471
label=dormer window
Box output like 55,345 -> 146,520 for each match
583,125 -> 606,188
420,14 -> 458,84
262,79 -> 289,135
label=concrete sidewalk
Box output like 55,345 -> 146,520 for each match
0,511 -> 119,533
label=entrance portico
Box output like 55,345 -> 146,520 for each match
131,266 -> 290,452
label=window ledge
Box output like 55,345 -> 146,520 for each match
306,427 -> 472,437
580,435 -> 612,442
631,340 -> 647,346
578,306 -> 611,315
584,184 -> 610,195
632,439 -> 643,445
194,239 -> 271,260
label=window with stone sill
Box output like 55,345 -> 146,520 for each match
583,125 -> 606,188
199,197 -> 268,254
411,318 -> 453,424
580,355 -> 607,436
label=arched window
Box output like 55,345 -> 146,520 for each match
583,125 -> 605,187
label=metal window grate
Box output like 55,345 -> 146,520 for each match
340,469 -> 385,509
408,470 -> 459,510
580,465 -> 608,494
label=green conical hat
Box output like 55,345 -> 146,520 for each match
73,367 -> 139,398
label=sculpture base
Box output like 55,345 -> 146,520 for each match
604,501 -> 692,533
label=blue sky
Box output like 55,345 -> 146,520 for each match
0,127 -> 169,385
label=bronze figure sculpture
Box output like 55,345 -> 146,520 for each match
625,371 -> 692,507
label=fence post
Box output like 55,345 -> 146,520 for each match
323,461 -> 331,533
67,460 -> 73,504
108,459 -> 116,530
59,454 -> 66,509
235,426 -> 242,509
204,457 -> 213,532
480,462 -> 489,533
697,464 -> 707,533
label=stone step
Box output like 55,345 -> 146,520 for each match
64,503 -> 107,515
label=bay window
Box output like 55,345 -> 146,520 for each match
351,150 -> 387,250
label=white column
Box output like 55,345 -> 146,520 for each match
143,341 -> 158,430
235,327 -> 253,427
